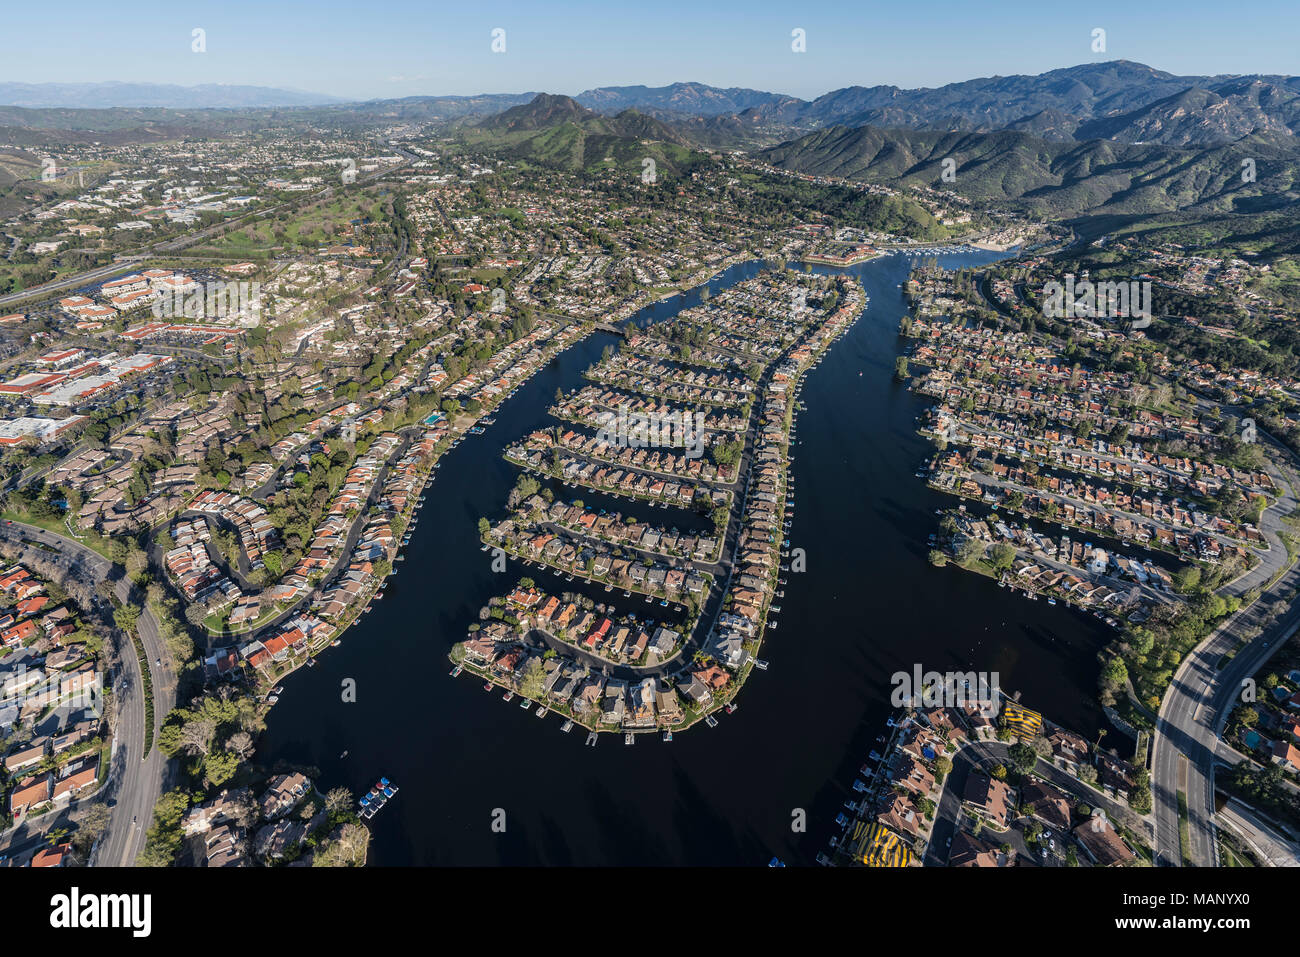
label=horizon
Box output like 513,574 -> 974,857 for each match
3,0 -> 1298,102
2,58 -> 1297,110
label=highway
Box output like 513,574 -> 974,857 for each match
1152,440 -> 1300,866
0,519 -> 175,866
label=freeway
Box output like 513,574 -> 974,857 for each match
0,519 -> 175,866
1152,538 -> 1300,866
1152,432 -> 1300,867
0,257 -> 147,309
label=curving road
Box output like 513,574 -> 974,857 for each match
1152,432 -> 1300,867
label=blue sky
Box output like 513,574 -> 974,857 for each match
5,0 -> 1297,101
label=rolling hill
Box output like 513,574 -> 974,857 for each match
759,124 -> 1300,218
463,94 -> 708,177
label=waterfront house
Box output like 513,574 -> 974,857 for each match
1047,727 -> 1090,774
656,686 -> 684,724
260,772 -> 311,820
677,674 -> 712,708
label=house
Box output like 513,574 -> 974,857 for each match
9,773 -> 52,816
875,792 -> 921,839
32,843 -> 71,867
1094,751 -> 1135,801
4,740 -> 47,774
260,772 -> 311,819
1047,726 -> 1089,774
1271,738 -> 1300,772
204,824 -> 247,867
948,830 -> 1008,867
655,686 -> 684,724
52,759 -> 98,803
1020,778 -> 1072,829
1073,810 -> 1135,867
677,674 -> 712,707
962,771 -> 1014,828
182,788 -> 252,836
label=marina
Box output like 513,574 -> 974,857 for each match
258,251 -> 1110,865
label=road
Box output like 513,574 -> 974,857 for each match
1152,431 -> 1300,867
1217,798 -> 1300,866
922,738 -> 1141,867
0,519 -> 175,866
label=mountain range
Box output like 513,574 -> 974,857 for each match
7,63 -> 1300,148
758,124 -> 1300,218
571,63 -> 1300,148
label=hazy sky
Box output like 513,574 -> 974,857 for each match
4,0 -> 1297,101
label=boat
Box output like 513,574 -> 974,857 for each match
1046,598 -> 1057,605
449,664 -> 463,677
768,857 -> 786,867
725,702 -> 738,714
358,777 -> 399,819
663,730 -> 673,742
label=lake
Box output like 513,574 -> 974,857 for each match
256,249 -> 1112,865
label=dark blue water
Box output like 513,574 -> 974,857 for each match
256,251 -> 1112,865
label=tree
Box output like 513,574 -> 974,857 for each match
205,750 -> 240,787
314,823 -> 369,867
933,756 -> 953,782
1008,742 -> 1037,773
989,543 -> 1016,572
73,802 -> 112,854
227,730 -> 255,760
325,787 -> 353,820
1173,565 -> 1202,595
519,657 -> 546,700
